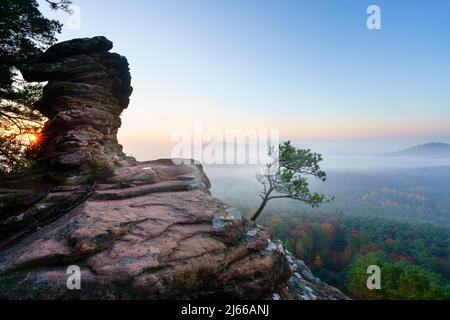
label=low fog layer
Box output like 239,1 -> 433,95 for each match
204,153 -> 450,226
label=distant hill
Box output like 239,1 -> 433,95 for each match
384,142 -> 450,158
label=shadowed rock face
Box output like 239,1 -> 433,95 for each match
20,36 -> 133,169
0,37 -> 348,300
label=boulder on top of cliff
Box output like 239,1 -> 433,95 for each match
19,36 -> 133,171
38,36 -> 113,62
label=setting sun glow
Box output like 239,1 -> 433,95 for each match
20,133 -> 40,146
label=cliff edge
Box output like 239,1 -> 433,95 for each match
0,37 -> 348,300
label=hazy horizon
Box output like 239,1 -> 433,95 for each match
37,0 -> 450,161
114,137 -> 450,165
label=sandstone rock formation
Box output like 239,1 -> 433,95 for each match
0,37 -> 348,300
20,36 -> 133,170
0,37 -> 135,241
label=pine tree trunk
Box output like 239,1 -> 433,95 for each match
251,197 -> 269,221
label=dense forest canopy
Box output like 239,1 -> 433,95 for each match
263,211 -> 450,299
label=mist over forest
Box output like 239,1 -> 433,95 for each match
204,145 -> 450,299
206,148 -> 450,225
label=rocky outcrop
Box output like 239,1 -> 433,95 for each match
0,159 -> 293,299
0,37 -> 348,300
20,36 -> 134,170
278,246 -> 349,300
1,37 -> 135,240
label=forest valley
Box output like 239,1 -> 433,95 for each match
262,211 -> 450,299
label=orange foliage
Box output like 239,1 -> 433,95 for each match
359,243 -> 382,255
321,223 -> 334,242
385,238 -> 397,246
267,216 -> 283,225
313,254 -> 324,269
389,253 -> 415,263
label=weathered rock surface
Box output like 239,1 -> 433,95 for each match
20,36 -> 134,170
0,37 -> 348,300
1,37 -> 135,238
0,159 -> 292,299
277,246 -> 350,300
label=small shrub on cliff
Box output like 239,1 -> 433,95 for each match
251,141 -> 331,221
85,158 -> 115,183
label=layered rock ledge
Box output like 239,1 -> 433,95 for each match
0,37 -> 348,300
0,159 -> 292,299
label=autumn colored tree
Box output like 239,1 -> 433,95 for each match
264,211 -> 450,299
313,254 -> 324,269
321,223 -> 334,242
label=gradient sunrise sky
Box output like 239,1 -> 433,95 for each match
38,0 -> 450,158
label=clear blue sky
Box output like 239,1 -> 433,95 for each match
38,0 -> 450,157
